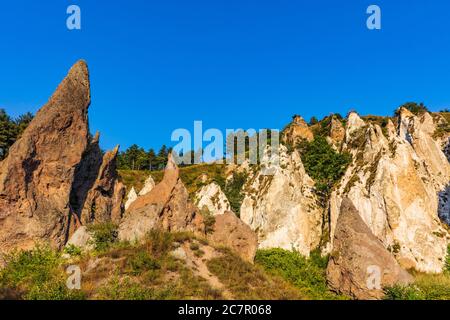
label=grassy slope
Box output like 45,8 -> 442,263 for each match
0,229 -> 306,300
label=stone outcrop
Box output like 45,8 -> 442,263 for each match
118,154 -> 205,242
330,110 -> 450,273
78,146 -> 125,225
139,175 -> 155,196
65,226 -> 94,252
327,198 -> 413,300
208,211 -> 258,262
125,187 -> 138,210
0,61 -> 124,253
240,145 -> 323,256
194,182 -> 231,216
282,115 -> 314,146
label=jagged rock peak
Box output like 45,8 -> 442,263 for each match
125,187 -> 138,210
327,198 -> 413,300
0,60 -> 92,252
139,175 -> 156,196
283,114 -> 314,145
195,182 -> 231,216
346,112 -> 366,136
240,144 -> 323,256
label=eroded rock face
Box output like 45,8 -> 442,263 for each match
194,182 -> 231,216
79,146 -> 125,225
327,198 -> 413,300
118,155 -> 205,242
65,226 -> 94,252
240,145 -> 323,256
208,211 -> 258,262
0,61 -> 91,252
125,187 -> 138,210
283,115 -> 314,146
330,110 -> 450,273
0,61 -> 124,253
139,175 -> 155,196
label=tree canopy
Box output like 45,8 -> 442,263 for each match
0,109 -> 34,160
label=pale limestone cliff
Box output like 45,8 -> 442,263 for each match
124,187 -> 138,211
194,182 -> 231,216
240,145 -> 323,256
139,175 -> 155,196
329,110 -> 450,273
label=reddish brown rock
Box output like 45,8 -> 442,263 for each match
0,61 -> 124,253
118,154 -> 205,241
208,211 -> 258,262
326,198 -> 413,300
79,146 -> 125,225
0,61 -> 91,252
282,115 -> 314,145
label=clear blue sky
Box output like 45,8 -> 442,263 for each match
1,0 -> 450,151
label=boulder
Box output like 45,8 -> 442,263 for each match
65,226 -> 94,252
208,211 -> 258,262
327,198 -> 413,300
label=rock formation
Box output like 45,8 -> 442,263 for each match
0,61 -> 124,253
329,110 -> 450,273
240,145 -> 323,256
118,154 -> 205,242
282,115 -> 314,146
119,155 -> 258,262
138,175 -> 155,196
208,211 -> 257,262
327,198 -> 413,300
77,146 -> 125,225
194,182 -> 231,216
124,187 -> 138,210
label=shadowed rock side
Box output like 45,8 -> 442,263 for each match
118,154 -> 205,241
0,61 -> 124,253
327,198 -> 413,300
79,146 -> 125,225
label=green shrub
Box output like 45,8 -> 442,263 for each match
87,222 -> 118,252
207,248 -> 302,300
222,172 -> 247,216
385,274 -> 450,300
255,248 -> 343,300
145,230 -> 174,258
64,244 -> 82,257
128,251 -> 161,276
395,102 -> 429,116
190,242 -> 200,251
297,136 -> 352,196
0,245 -> 85,300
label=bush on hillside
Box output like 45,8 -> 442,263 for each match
297,136 -> 351,196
